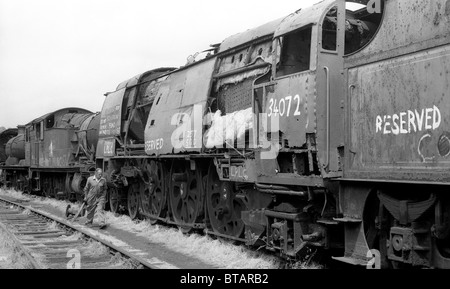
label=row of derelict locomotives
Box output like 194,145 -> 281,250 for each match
0,109 -> 101,201
2,0 -> 450,269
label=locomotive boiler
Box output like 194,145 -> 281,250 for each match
0,128 -> 19,187
0,128 -> 18,165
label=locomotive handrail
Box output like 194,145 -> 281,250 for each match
348,84 -> 356,108
324,66 -> 330,170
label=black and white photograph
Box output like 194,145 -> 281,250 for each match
0,0 -> 449,278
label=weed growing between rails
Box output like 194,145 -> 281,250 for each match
0,232 -> 34,269
0,187 -> 83,212
84,240 -> 110,257
0,187 -> 30,201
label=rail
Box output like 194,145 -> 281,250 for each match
0,196 -> 157,269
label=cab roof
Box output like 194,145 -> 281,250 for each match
274,0 -> 336,37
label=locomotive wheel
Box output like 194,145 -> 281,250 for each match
109,187 -> 120,214
206,163 -> 246,238
141,160 -> 167,225
65,174 -> 75,201
127,183 -> 140,220
169,161 -> 201,233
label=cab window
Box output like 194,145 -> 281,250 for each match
276,27 -> 312,77
344,1 -> 384,54
321,1 -> 384,55
322,6 -> 338,51
46,115 -> 55,129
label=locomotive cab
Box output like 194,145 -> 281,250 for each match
262,0 -> 384,181
206,0 -> 385,259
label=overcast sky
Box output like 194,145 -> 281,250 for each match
0,0 -> 322,129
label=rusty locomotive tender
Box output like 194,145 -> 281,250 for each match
2,0 -> 450,268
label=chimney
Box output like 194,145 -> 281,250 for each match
17,125 -> 25,135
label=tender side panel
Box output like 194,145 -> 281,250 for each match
345,0 -> 450,67
347,45 -> 450,181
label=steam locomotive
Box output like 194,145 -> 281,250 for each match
2,0 -> 450,268
0,108 -> 100,200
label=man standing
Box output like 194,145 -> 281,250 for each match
83,168 -> 107,229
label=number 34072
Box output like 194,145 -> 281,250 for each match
267,95 -> 307,117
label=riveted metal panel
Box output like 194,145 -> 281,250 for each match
316,0 -> 346,175
264,72 -> 317,148
39,129 -> 73,167
345,0 -> 450,68
346,44 -> 450,182
145,58 -> 216,156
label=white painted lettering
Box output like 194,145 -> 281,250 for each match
391,114 -> 400,135
376,116 -> 383,133
425,108 -> 433,130
399,112 -> 407,134
415,109 -> 425,131
376,106 -> 442,135
383,116 -> 391,135
408,110 -> 416,133
433,105 -> 441,130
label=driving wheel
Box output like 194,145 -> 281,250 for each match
109,187 -> 120,214
168,161 -> 202,233
127,182 -> 140,220
206,163 -> 246,238
140,160 -> 167,224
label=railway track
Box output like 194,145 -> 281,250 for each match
0,195 -> 157,269
1,189 -> 306,269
